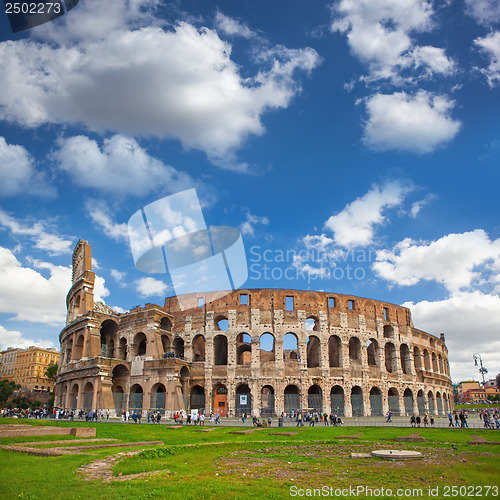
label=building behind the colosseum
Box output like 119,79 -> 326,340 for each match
54,240 -> 454,417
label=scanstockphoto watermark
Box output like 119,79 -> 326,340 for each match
289,485 -> 499,497
248,246 -> 376,284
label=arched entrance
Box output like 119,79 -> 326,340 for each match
261,385 -> 275,416
150,383 -> 166,412
190,385 -> 205,413
388,388 -> 400,416
351,386 -> 364,417
213,384 -> 228,417
369,387 -> 383,416
307,384 -> 322,411
83,382 -> 93,410
129,384 -> 144,412
235,384 -> 252,416
284,385 -> 300,414
330,386 -> 344,416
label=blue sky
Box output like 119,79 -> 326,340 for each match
0,0 -> 499,383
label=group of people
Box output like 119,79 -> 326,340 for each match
411,414 -> 435,427
479,410 -> 500,429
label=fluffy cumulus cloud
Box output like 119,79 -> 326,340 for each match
325,181 -> 413,248
0,325 -> 56,350
0,0 -> 319,168
0,247 -> 71,325
405,292 -> 500,382
474,31 -> 500,88
331,0 -> 454,82
373,230 -> 500,293
0,209 -> 73,256
134,277 -> 169,297
0,137 -> 53,198
363,91 -> 461,153
465,0 -> 500,26
54,135 -> 196,196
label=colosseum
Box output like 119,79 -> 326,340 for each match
54,240 -> 454,418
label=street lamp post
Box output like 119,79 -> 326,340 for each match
472,353 -> 490,412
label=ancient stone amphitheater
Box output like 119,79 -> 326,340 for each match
54,241 -> 453,418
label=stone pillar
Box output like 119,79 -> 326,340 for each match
345,387 -> 352,417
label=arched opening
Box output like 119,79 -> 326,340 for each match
83,381 -> 93,410
190,385 -> 205,412
129,384 -> 144,412
192,335 -> 206,362
261,385 -> 275,416
330,386 -> 344,416
308,384 -> 322,411
70,383 -> 78,409
215,315 -> 228,331
436,392 -> 443,415
305,316 -> 319,331
443,393 -> 449,413
133,332 -> 147,357
438,354 -> 444,374
119,337 -> 127,360
236,333 -> 252,365
367,339 -> 378,366
160,317 -> 172,331
283,333 -> 298,360
400,344 -> 411,374
74,334 -> 84,360
284,385 -> 300,414
432,352 -> 439,373
388,388 -> 400,416
428,391 -> 435,414
235,384 -> 252,416
369,387 -> 383,416
112,385 -> 124,413
214,335 -> 228,365
349,337 -> 361,364
65,338 -> 73,364
259,333 -> 275,362
161,334 -> 171,353
351,386 -> 364,417
172,337 -> 184,358
413,346 -> 422,371
213,384 -> 228,417
100,319 -> 118,358
150,383 -> 166,412
328,335 -> 341,367
383,325 -> 394,339
423,350 -> 431,371
112,364 -> 129,413
403,388 -> 414,415
306,335 -> 320,368
417,389 -> 426,415
385,342 -> 397,373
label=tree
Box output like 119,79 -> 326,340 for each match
0,380 -> 18,404
45,363 -> 58,380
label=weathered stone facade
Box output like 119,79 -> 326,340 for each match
54,240 -> 453,417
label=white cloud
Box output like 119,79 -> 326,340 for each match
474,31 -> 500,88
0,247 -> 71,325
240,212 -> 269,236
373,230 -> 500,293
55,135 -> 197,196
0,209 -> 73,256
134,277 -> 169,297
405,292 -> 500,382
409,193 -> 437,218
465,0 -> 500,26
85,200 -> 129,242
0,1 -> 319,167
94,275 -> 110,304
111,269 -> 126,282
363,91 -> 461,153
215,12 -> 255,39
0,137 -> 54,198
325,181 -> 413,248
0,325 -> 56,350
331,0 -> 453,82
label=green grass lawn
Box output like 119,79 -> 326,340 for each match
1,418 -> 499,499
